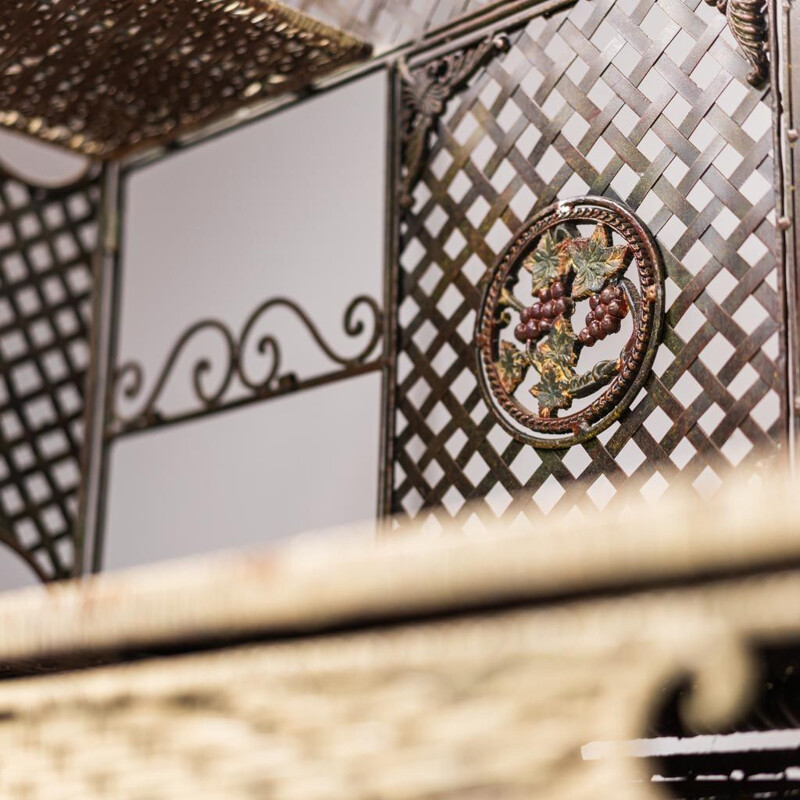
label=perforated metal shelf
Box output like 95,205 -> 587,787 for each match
0,0 -> 371,159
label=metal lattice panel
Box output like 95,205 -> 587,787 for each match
0,165 -> 100,579
388,0 -> 785,526
285,0 -> 497,48
0,1 -> 370,159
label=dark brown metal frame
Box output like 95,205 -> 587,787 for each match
0,0 -> 795,577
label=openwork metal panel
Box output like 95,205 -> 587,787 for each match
0,1 -> 370,158
285,0 -> 497,48
387,0 -> 785,525
0,165 -> 100,580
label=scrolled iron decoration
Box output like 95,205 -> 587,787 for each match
110,295 -> 383,435
705,0 -> 769,87
398,33 -> 511,209
476,196 -> 665,449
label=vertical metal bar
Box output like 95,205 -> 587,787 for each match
76,162 -> 124,576
769,0 -> 795,469
377,61 -> 401,520
777,0 -> 800,464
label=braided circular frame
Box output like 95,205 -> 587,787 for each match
475,196 -> 665,449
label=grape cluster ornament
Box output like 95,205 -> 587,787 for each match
476,197 -> 664,448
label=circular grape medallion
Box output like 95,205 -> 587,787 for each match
476,196 -> 665,449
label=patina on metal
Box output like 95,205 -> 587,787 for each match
476,197 -> 665,448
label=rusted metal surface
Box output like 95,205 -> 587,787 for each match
476,197 -> 665,448
0,0 -> 371,159
0,161 -> 101,581
108,295 -> 384,438
383,0 -> 786,523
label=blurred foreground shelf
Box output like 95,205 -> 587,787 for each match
0,481 -> 800,797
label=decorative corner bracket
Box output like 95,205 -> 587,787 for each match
397,34 -> 511,209
705,0 -> 769,87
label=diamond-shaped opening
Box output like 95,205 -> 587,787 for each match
737,233 -> 769,266
670,439 -> 696,469
751,390 -> 780,431
562,445 -> 591,478
53,459 -> 79,491
617,439 -> 647,477
727,363 -> 759,400
425,205 -> 449,238
442,485 -> 466,516
466,196 -> 491,229
430,341 -> 458,374
640,470 -> 668,503
401,486 -> 424,517
536,146 -> 565,183
485,483 -> 513,516
732,296 -> 768,332
721,428 -> 753,466
673,304 -> 706,341
485,219 -> 513,253
533,474 -> 565,515
443,228 -> 466,260
672,372 -> 702,407
422,459 -> 444,488
706,269 -> 737,303
510,446 -> 542,484
426,401 -> 450,435
644,406 -> 673,441
698,403 -> 725,435
509,184 -> 536,221
444,427 -> 468,460
464,451 -> 490,486
699,333 -> 735,373
587,474 -> 615,510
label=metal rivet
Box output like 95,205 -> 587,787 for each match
778,216 -> 792,230
788,129 -> 800,142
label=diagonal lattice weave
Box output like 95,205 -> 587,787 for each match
286,0 -> 497,48
390,0 -> 784,528
0,166 -> 100,580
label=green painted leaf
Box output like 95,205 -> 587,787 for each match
537,315 -> 578,368
522,231 -> 567,296
528,317 -> 578,415
563,224 -> 631,300
529,361 -> 573,414
495,341 -> 529,394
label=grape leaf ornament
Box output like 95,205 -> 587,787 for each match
477,196 -> 664,447
562,224 -> 631,300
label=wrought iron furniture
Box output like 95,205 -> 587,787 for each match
0,0 -> 790,582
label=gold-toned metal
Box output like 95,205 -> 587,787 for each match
0,1 -> 371,159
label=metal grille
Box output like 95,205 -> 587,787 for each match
0,165 -> 100,579
388,0 -> 785,526
285,0 -> 496,48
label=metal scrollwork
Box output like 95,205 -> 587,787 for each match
476,197 -> 665,449
109,295 -> 383,437
398,33 -> 510,208
705,0 -> 769,87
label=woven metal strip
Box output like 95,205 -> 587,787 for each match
0,165 -> 101,580
285,0 -> 496,47
387,0 -> 785,527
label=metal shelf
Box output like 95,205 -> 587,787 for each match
0,0 -> 371,158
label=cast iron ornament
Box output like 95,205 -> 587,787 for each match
476,197 -> 665,449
